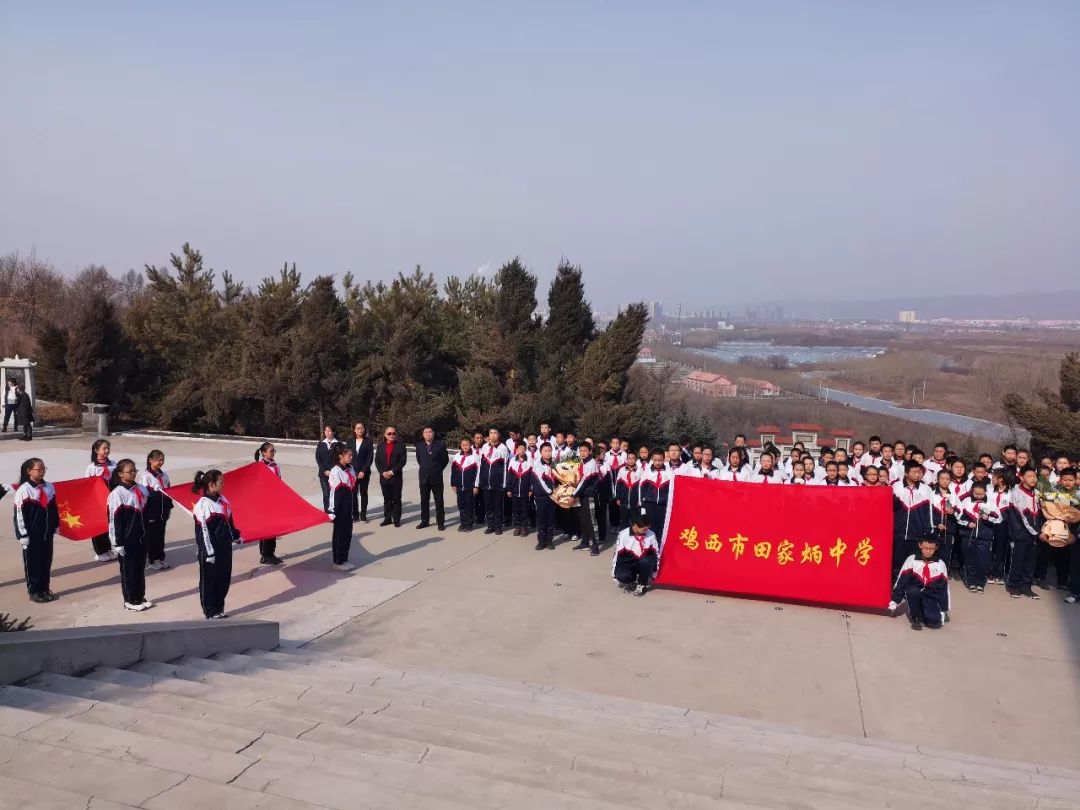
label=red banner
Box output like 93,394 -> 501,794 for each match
53,477 -> 110,541
655,477 -> 893,609
164,461 -> 329,543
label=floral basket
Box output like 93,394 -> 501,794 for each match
552,458 -> 582,509
1040,492 -> 1080,548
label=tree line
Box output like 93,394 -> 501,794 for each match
1,245 -> 714,445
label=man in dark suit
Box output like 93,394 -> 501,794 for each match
315,425 -> 337,512
375,425 -> 407,527
415,426 -> 449,530
349,422 -> 374,522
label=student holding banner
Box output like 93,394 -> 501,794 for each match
85,439 -> 117,561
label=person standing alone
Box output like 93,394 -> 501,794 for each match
3,380 -> 18,433
415,426 -> 448,530
375,425 -> 407,527
13,385 -> 33,441
315,425 -> 336,512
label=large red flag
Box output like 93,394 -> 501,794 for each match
52,477 -> 110,541
655,477 -> 894,610
164,461 -> 329,543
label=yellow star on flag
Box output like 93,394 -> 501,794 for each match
59,503 -> 83,530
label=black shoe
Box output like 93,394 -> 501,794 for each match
534,540 -> 545,550
1022,588 -> 1040,600
360,515 -> 368,522
457,524 -> 465,533
394,521 -> 401,528
590,543 -> 601,556
29,593 -> 49,603
924,620 -> 943,630
484,527 -> 495,535
495,529 -> 503,536
45,591 -> 59,601
909,618 -> 923,631
379,519 -> 393,526
572,540 -> 590,550
437,524 -> 446,531
1008,588 -> 1021,598
1036,581 -> 1052,591
417,522 -> 430,529
261,556 -> 284,566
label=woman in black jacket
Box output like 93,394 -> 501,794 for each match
14,386 -> 33,441
350,421 -> 374,522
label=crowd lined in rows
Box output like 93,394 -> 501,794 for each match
6,425 -> 1080,623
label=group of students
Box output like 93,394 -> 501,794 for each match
441,428 -> 1080,608
8,429 -> 1080,615
4,439 -> 250,620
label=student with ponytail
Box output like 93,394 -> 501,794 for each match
137,449 -> 173,570
108,458 -> 153,612
85,439 -> 117,561
192,469 -> 241,619
328,443 -> 357,570
254,442 -> 284,565
13,457 -> 59,603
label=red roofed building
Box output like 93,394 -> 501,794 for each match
684,370 -> 737,398
747,423 -> 856,461
737,377 -> 781,397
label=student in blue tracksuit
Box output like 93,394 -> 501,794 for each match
137,450 -> 173,571
192,469 -> 242,619
570,442 -> 602,555
450,437 -> 479,532
476,429 -> 510,535
505,443 -> 534,536
1007,467 -> 1045,599
12,457 -> 59,604
108,459 -> 152,612
891,460 -> 934,577
956,480 -> 1000,592
889,536 -> 949,631
531,443 -> 558,550
639,449 -> 673,548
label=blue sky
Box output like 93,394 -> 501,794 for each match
2,1 -> 1078,308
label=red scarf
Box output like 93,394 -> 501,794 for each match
385,440 -> 394,466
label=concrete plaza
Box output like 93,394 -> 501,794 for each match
1,434 -> 1078,772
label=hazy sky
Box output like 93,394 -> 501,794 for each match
2,1 -> 1078,309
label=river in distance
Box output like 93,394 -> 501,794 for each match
689,341 -> 885,365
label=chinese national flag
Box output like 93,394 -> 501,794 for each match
52,477 -> 110,541
163,461 -> 329,543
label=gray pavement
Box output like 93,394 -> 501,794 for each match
1,434 -> 1078,772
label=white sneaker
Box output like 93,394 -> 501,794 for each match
124,602 -> 148,612
140,600 -> 154,609
1066,595 -> 1078,604
95,553 -> 111,562
108,550 -> 119,561
634,584 -> 647,596
332,562 -> 356,572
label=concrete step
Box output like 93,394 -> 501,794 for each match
0,772 -> 138,809
0,732 -> 331,809
237,651 -> 1080,806
16,672 -> 318,738
0,683 -> 260,752
4,706 -> 256,783
120,657 -> 1061,810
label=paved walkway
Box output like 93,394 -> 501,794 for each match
1,434 -> 1078,770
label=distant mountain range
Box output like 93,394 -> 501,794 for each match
760,290 -> 1080,321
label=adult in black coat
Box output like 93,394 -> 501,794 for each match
349,421 -> 374,522
315,425 -> 337,512
414,426 -> 449,530
374,425 -> 407,527
14,386 -> 33,441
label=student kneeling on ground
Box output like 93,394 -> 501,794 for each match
889,535 -> 949,631
612,509 -> 659,597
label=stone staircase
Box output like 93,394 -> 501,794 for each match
1,648 -> 1078,809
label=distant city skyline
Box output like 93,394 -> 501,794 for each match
2,2 -> 1078,304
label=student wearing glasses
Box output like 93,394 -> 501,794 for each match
375,425 -> 407,527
